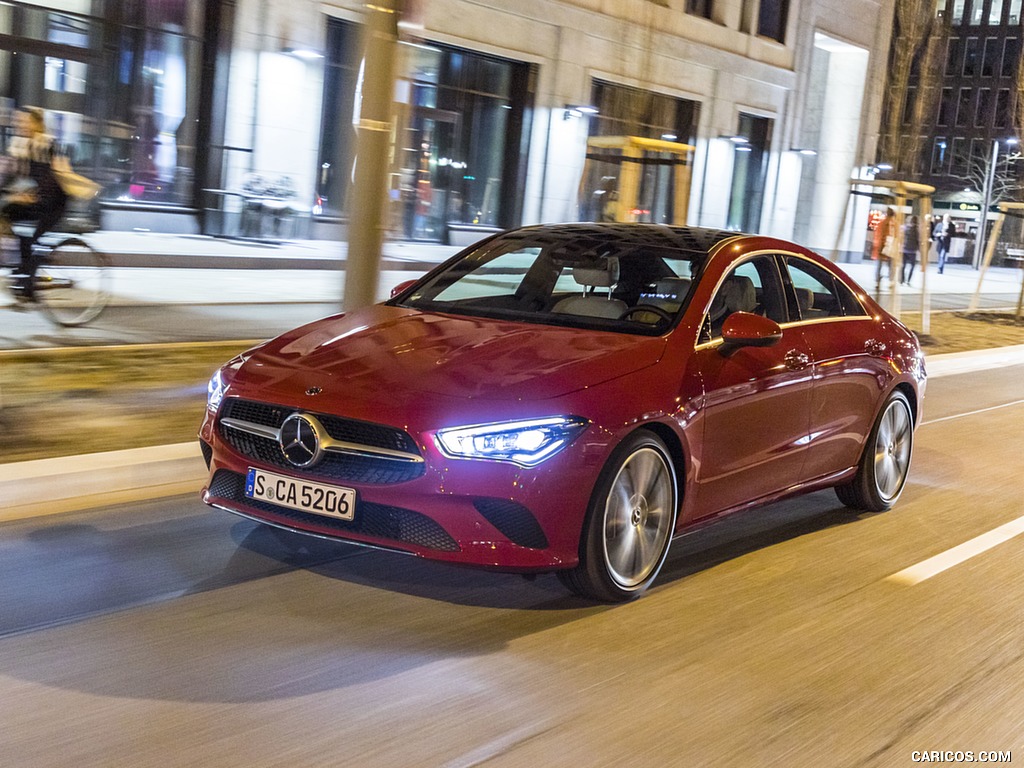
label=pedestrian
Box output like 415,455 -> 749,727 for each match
901,214 -> 920,285
934,213 -> 955,274
872,207 -> 896,289
0,106 -> 68,301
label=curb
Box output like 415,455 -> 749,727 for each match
923,343 -> 1024,378
0,443 -> 206,523
2,344 -> 1024,524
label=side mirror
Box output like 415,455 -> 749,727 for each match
390,279 -> 419,299
719,312 -> 783,355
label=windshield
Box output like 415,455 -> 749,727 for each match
391,230 -> 704,334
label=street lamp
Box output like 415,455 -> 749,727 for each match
975,137 -> 1019,269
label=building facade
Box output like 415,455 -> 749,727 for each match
0,1 -> 227,231
0,0 -> 896,253
886,0 -> 1024,263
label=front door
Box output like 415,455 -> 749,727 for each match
687,255 -> 813,519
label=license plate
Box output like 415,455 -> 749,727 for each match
245,468 -> 356,522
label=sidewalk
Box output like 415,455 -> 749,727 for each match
2,229 -> 1019,312
62,230 -> 1024,302
83,230 -> 462,271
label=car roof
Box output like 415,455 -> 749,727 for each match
507,223 -> 743,257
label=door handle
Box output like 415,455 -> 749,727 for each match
784,349 -> 810,370
865,339 -> 887,357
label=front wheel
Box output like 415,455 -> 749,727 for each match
835,389 -> 914,512
559,430 -> 679,602
36,238 -> 111,326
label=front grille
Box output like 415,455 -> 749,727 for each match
218,398 -> 425,484
473,498 -> 549,549
222,399 -> 418,453
208,470 -> 459,552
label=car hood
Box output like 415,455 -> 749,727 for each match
232,305 -> 667,402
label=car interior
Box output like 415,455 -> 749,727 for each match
551,257 -> 628,319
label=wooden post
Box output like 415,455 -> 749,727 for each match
344,0 -> 400,311
918,194 -> 933,335
969,206 -> 1005,312
890,187 -> 907,318
616,142 -> 641,223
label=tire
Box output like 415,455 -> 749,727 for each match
559,430 -> 679,602
36,238 -> 111,327
835,389 -> 914,512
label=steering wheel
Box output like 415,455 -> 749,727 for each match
618,305 -> 674,324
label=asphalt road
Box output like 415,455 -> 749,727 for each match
0,364 -> 1022,767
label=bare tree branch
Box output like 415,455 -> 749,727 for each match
880,0 -> 949,177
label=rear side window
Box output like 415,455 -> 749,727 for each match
784,257 -> 867,320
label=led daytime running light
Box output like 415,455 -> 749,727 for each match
436,417 -> 588,467
207,369 -> 227,412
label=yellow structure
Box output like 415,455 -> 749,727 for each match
970,201 -> 1024,320
835,179 -> 935,331
581,136 -> 695,225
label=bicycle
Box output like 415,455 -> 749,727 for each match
1,220 -> 111,326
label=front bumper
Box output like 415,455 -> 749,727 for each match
199,411 -> 604,571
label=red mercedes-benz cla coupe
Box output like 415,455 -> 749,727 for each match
199,224 -> 925,601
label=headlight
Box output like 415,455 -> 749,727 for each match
206,348 -> 260,413
207,369 -> 227,412
436,416 -> 588,467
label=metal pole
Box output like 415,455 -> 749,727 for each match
344,0 -> 400,311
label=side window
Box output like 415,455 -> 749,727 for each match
704,255 -> 787,341
835,279 -> 869,317
784,257 -> 863,320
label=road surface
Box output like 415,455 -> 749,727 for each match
0,363 -> 1022,767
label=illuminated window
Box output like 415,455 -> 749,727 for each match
932,138 -> 949,174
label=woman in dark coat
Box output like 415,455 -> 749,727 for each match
901,215 -> 920,285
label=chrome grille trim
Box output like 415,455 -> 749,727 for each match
220,414 -> 425,464
220,417 -> 281,441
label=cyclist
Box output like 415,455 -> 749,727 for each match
1,106 -> 68,301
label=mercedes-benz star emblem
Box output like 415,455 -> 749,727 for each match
279,413 -> 323,468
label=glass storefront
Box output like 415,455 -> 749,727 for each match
317,17 -> 533,242
727,112 -> 773,232
0,0 -> 206,207
580,79 -> 700,225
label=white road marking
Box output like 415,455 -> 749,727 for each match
887,515 -> 1024,586
442,722 -> 554,768
920,398 -> 1024,426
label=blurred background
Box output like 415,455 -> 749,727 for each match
0,0 -> 992,259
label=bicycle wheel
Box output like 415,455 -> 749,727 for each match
35,237 -> 111,326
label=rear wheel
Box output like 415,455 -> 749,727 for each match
36,238 -> 110,326
559,430 -> 678,602
835,390 -> 914,512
